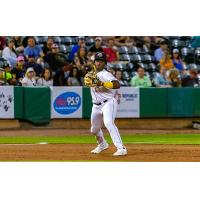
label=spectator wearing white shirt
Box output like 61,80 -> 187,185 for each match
37,68 -> 53,86
21,67 -> 36,86
2,38 -> 17,68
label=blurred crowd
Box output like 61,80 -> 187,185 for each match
0,36 -> 200,88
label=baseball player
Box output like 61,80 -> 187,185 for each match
84,52 -> 127,156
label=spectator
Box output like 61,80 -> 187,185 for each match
67,67 -> 82,86
68,36 -> 86,62
167,68 -> 181,87
74,47 -> 88,72
2,38 -> 17,68
21,67 -> 36,86
37,68 -> 53,86
11,55 -> 26,85
172,49 -> 184,71
89,37 -> 104,55
13,36 -> 24,54
44,43 -> 67,72
114,36 -> 134,47
24,37 -> 44,59
182,69 -> 199,87
1,61 -> 16,85
0,36 -> 6,50
42,37 -> 54,55
159,49 -> 174,70
115,70 -> 127,86
154,40 -> 168,62
130,67 -> 152,87
103,38 -> 119,63
24,55 -> 43,77
53,64 -> 72,86
154,66 -> 171,87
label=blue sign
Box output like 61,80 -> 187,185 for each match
53,92 -> 81,115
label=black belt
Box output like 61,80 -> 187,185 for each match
94,100 -> 108,106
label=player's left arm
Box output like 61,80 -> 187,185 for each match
97,71 -> 121,89
98,80 -> 120,89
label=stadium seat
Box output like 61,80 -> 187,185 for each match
181,47 -> 195,63
142,46 -> 149,54
130,71 -> 137,78
118,46 -> 129,54
128,46 -> 139,54
131,54 -> 142,63
119,54 -> 131,62
34,36 -> 39,44
53,36 -> 62,44
59,44 -> 68,54
126,62 -> 135,71
37,36 -> 44,44
62,37 -> 73,45
114,63 -> 125,71
188,63 -> 198,70
171,39 -> 185,48
143,54 -> 153,63
42,36 -> 48,43
86,37 -> 94,46
122,71 -> 131,81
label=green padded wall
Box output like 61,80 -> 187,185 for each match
167,88 -> 193,117
140,88 -> 168,117
23,87 -> 51,124
82,87 -> 92,118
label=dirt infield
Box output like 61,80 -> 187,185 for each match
0,144 -> 200,161
1,129 -> 200,161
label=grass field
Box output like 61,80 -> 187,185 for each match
1,134 -> 200,144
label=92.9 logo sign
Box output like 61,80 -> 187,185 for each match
54,92 -> 81,115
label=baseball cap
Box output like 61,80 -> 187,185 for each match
52,43 -> 59,49
17,55 -> 25,62
2,61 -> 10,69
173,49 -> 179,53
26,68 -> 34,73
95,37 -> 102,42
95,52 -> 107,62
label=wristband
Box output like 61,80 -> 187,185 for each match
103,82 -> 114,89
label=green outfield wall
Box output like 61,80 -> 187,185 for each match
0,86 -> 200,124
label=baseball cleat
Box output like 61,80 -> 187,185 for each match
113,148 -> 127,156
91,142 -> 109,154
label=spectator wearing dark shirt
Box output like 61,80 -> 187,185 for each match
24,37 -> 44,59
42,37 -> 54,55
11,55 -> 26,85
53,64 -> 72,86
89,37 -> 104,55
24,55 -> 43,77
13,36 -> 24,54
182,69 -> 199,87
0,36 -> 6,50
68,36 -> 86,62
44,43 -> 67,72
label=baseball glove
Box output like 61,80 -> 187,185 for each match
84,71 -> 100,87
